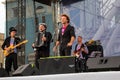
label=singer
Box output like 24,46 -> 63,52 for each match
32,23 -> 52,69
53,14 -> 76,56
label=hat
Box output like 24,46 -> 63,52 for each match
9,27 -> 17,33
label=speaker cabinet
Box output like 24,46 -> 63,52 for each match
0,68 -> 9,77
12,64 -> 39,76
87,56 -> 120,71
38,56 -> 75,75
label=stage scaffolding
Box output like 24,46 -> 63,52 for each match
6,0 -> 120,64
6,0 -> 26,65
33,0 -> 84,56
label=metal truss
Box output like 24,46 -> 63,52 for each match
17,0 -> 26,64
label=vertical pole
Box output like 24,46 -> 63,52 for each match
51,0 -> 61,56
33,0 -> 39,32
17,0 -> 26,65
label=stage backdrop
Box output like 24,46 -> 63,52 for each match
61,0 -> 120,57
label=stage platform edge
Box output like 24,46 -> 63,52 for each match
0,71 -> 120,80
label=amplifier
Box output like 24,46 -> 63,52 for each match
87,56 -> 120,71
38,56 -> 75,75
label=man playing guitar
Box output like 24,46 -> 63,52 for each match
1,27 -> 21,76
72,36 -> 88,72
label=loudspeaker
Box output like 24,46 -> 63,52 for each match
0,68 -> 9,77
87,56 -> 120,71
38,56 -> 75,75
12,64 -> 39,76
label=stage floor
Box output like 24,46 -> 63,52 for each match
0,71 -> 120,80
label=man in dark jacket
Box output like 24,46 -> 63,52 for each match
1,27 -> 20,75
53,14 -> 76,56
72,36 -> 88,72
32,23 -> 52,69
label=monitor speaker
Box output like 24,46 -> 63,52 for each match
12,64 -> 39,76
38,56 -> 75,75
87,56 -> 120,71
0,68 -> 9,77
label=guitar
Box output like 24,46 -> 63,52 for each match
73,48 -> 81,58
3,40 -> 28,57
73,44 -> 85,58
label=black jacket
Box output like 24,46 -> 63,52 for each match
1,36 -> 20,50
58,24 -> 76,49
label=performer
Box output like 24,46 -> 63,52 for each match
72,36 -> 88,72
1,27 -> 20,75
32,23 -> 52,69
53,14 -> 76,56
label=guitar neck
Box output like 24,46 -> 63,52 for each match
13,43 -> 23,49
12,40 -> 28,49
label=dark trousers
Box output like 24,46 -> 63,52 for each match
75,58 -> 87,72
5,53 -> 18,75
35,47 -> 49,69
60,46 -> 71,56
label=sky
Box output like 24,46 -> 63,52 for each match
0,0 -> 5,33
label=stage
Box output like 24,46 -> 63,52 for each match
0,56 -> 120,79
0,71 -> 120,80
